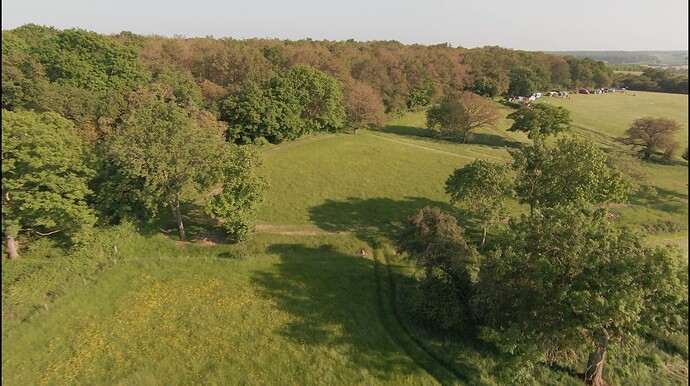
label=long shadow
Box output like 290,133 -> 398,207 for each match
308,196 -> 461,243
380,124 -> 523,150
630,186 -> 689,215
379,125 -> 432,138
251,243 -> 445,382
470,133 -> 523,149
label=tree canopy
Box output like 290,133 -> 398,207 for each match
618,116 -> 681,161
507,103 -> 571,140
445,160 -> 511,245
510,137 -> 629,214
103,85 -> 228,241
2,110 -> 97,258
426,91 -> 500,143
475,206 -> 688,385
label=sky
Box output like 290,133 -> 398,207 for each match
2,0 -> 688,51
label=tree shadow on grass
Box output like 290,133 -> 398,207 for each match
470,133 -> 523,149
629,187 -> 689,215
251,243 -> 445,383
379,125 -> 432,139
308,196 -> 461,244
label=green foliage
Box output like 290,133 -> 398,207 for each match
1,110 -> 97,252
426,91 -> 500,143
605,151 -> 647,195
475,206 -> 688,378
35,28 -> 150,92
507,66 -> 540,97
268,64 -> 346,133
151,64 -> 204,108
445,160 -> 511,244
507,103 -> 571,140
222,65 -> 346,144
398,207 -> 478,328
102,85 -> 227,239
221,81 -> 301,144
205,146 -> 269,241
1,221 -> 138,328
510,137 -> 629,212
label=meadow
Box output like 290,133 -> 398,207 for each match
2,91 -> 688,385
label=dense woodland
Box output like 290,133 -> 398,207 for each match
2,25 -> 688,386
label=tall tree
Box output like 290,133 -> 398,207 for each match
507,66 -> 540,97
426,91 -> 500,143
105,85 -> 227,241
2,110 -> 96,259
510,137 -> 629,215
269,64 -> 346,133
205,145 -> 268,241
445,160 -> 511,245
507,103 -> 571,140
617,117 -> 681,160
343,79 -> 386,129
475,206 -> 688,385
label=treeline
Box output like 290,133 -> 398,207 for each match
614,67 -> 689,94
3,24 -> 623,142
548,50 -> 688,65
548,50 -> 658,64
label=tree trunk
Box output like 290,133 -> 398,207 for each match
585,337 -> 608,386
5,233 -> 19,259
169,197 -> 186,241
643,148 -> 652,160
482,225 -> 488,245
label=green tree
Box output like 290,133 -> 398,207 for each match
221,81 -> 302,144
426,91 -> 500,143
507,66 -> 540,97
205,145 -> 268,241
445,160 -> 511,245
104,85 -> 227,241
398,206 -> 478,328
510,137 -> 629,215
2,110 -> 96,259
269,64 -> 346,133
618,117 -> 681,161
507,103 -> 571,140
222,65 -> 346,144
36,28 -> 150,92
475,206 -> 688,385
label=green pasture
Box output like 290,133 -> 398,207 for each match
538,91 -> 688,146
2,234 -> 444,385
3,91 -> 688,385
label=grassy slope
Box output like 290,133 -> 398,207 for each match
2,234 -> 440,385
3,92 -> 688,385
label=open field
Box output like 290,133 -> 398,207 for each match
538,91 -> 688,146
3,91 -> 688,385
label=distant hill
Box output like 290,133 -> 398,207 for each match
547,51 -> 688,66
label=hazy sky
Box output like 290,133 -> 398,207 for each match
2,0 -> 688,51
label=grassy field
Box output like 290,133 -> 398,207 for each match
2,234 -> 446,385
2,91 -> 688,385
538,91 -> 688,146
